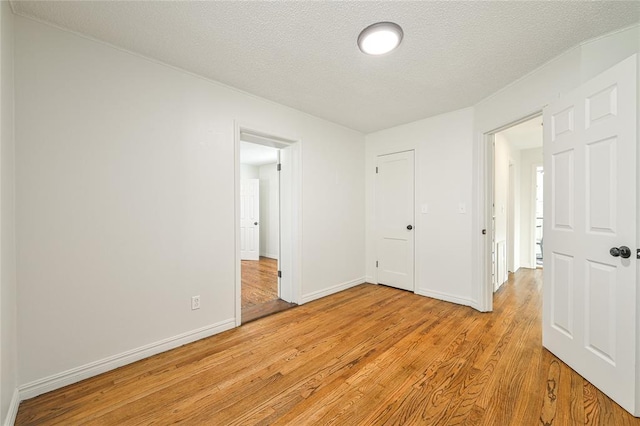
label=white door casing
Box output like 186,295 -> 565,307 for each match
375,151 -> 415,292
240,179 -> 260,261
543,55 -> 637,414
235,124 -> 301,326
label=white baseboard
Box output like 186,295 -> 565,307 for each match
300,277 -> 365,304
365,276 -> 375,284
3,388 -> 20,426
18,318 -> 236,401
259,252 -> 278,260
415,288 -> 474,308
469,299 -> 485,312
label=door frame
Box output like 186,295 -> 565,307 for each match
478,111 -> 542,312
373,149 -> 417,292
234,122 -> 302,326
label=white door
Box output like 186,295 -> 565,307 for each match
279,147 -> 293,303
376,151 -> 415,291
543,55 -> 637,415
240,179 -> 260,261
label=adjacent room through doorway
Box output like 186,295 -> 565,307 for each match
491,115 -> 543,292
239,141 -> 296,323
534,165 -> 544,267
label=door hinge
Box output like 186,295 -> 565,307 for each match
278,270 -> 282,278
376,261 -> 379,268
277,163 -> 282,171
482,229 -> 487,235
637,249 -> 640,260
376,166 -> 378,174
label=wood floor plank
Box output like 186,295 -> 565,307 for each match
241,257 -> 278,308
15,269 -> 640,425
241,256 -> 297,323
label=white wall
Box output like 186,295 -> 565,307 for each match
508,150 -> 521,273
259,163 -> 278,259
240,164 -> 259,180
15,16 -> 365,391
519,148 -> 543,269
365,108 -> 475,306
0,1 -> 17,423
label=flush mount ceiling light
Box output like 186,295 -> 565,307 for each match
357,22 -> 403,55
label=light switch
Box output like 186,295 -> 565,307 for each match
458,203 -> 466,214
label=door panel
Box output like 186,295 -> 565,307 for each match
376,151 -> 415,291
543,54 -> 637,415
240,179 -> 260,261
586,137 -> 616,233
551,149 -> 574,230
584,260 -> 617,364
550,252 -> 573,338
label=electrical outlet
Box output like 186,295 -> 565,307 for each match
191,295 -> 201,310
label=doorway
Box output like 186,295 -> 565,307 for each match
490,115 -> 543,293
235,126 -> 301,325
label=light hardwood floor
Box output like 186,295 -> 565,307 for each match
241,257 -> 279,308
16,269 -> 640,425
241,256 -> 296,323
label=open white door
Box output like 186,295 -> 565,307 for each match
279,146 -> 293,303
543,55 -> 637,415
240,179 -> 260,261
375,151 -> 415,291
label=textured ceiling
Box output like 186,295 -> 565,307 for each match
11,1 -> 640,133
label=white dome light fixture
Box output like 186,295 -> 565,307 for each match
357,22 -> 403,55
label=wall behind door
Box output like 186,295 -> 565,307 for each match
259,163 -> 279,259
494,133 -> 511,288
240,164 -> 259,179
519,148 -> 542,268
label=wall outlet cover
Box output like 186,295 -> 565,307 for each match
191,295 -> 201,310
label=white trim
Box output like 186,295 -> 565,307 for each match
365,275 -> 375,284
234,126 -> 242,326
300,277 -> 365,305
18,318 -> 235,400
415,289 -> 474,308
476,132 -> 494,312
3,389 -> 20,426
